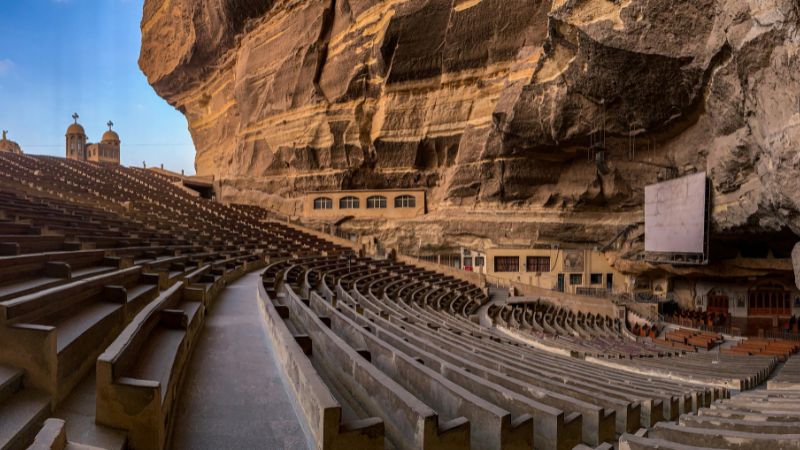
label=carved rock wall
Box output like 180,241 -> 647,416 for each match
140,0 -> 800,250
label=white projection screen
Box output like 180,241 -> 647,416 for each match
644,172 -> 709,258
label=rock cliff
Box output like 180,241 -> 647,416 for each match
140,0 -> 800,255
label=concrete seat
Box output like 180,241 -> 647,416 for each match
0,364 -> 51,450
649,421 -> 800,448
257,269 -> 388,450
96,282 -> 190,450
49,301 -> 122,354
0,267 -> 159,404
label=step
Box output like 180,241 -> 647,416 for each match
0,388 -> 51,450
0,366 -> 24,405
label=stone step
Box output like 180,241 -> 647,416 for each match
0,388 -> 51,450
0,365 -> 24,405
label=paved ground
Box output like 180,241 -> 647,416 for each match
171,272 -> 309,450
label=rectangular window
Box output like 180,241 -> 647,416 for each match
474,256 -> 484,267
494,256 -> 519,273
464,257 -> 473,267
590,273 -> 603,285
526,256 -> 551,273
569,274 -> 583,285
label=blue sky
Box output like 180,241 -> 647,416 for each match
0,0 -> 196,173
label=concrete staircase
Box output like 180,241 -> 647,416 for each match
0,365 -> 50,450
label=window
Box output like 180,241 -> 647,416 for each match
464,257 -> 473,267
474,256 -> 485,267
590,273 -> 603,285
394,195 -> 416,208
339,196 -> 360,209
494,256 -> 519,273
526,256 -> 551,273
313,197 -> 333,210
569,274 -> 583,285
366,195 -> 387,209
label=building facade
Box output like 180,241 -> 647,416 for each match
485,246 -> 627,295
65,114 -> 120,164
303,189 -> 426,220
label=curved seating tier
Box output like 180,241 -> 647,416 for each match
489,301 -> 680,358
0,153 -> 348,449
0,153 -> 792,449
621,388 -> 800,449
254,254 -> 785,449
769,355 -> 800,390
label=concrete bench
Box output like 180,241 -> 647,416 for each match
0,235 -> 69,256
389,298 -> 697,423
0,250 -> 122,301
96,281 -> 198,450
336,288 -> 588,448
371,303 -> 629,440
256,272 -> 386,450
182,264 -> 223,306
0,267 -> 160,404
308,290 -> 539,450
648,421 -> 800,448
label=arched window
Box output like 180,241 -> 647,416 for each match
339,196 -> 360,209
313,197 -> 333,210
394,195 -> 416,208
367,195 -> 387,209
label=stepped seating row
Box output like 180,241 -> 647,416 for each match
489,301 -> 678,358
769,355 -> 800,390
650,336 -> 696,352
0,153 -> 786,449
587,351 -> 776,391
259,255 -> 749,449
723,338 -> 799,362
0,153 -> 354,449
621,388 -> 800,449
664,329 -> 722,350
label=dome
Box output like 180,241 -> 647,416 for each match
66,123 -> 86,136
102,130 -> 120,142
0,134 -> 23,154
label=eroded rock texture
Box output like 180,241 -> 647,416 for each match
140,0 -> 800,248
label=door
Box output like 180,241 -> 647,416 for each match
557,274 -> 565,292
606,273 -> 613,291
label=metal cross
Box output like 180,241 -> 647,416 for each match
72,113 -> 79,123
107,120 -> 114,130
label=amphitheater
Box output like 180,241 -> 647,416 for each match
0,147 -> 798,450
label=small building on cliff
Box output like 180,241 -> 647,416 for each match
303,189 -> 426,220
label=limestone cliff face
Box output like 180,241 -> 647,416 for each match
140,0 -> 800,247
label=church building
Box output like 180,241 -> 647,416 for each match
66,113 -> 121,164
0,130 -> 23,154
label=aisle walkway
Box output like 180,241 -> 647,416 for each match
171,272 -> 309,449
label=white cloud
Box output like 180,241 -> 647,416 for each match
0,59 -> 14,75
